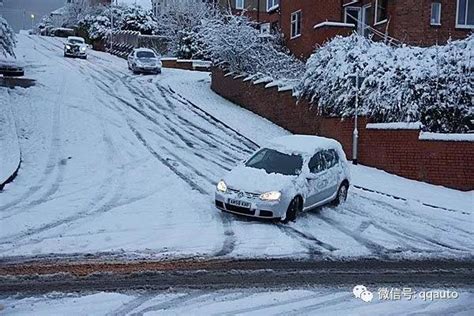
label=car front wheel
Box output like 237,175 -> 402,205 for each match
332,182 -> 349,206
281,197 -> 301,224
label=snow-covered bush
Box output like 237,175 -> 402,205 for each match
198,14 -> 304,81
119,5 -> 158,35
298,34 -> 474,133
78,5 -> 157,41
0,15 -> 16,57
155,1 -> 218,57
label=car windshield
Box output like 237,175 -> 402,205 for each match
245,148 -> 303,176
68,39 -> 84,44
136,51 -> 156,58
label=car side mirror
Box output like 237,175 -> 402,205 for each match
306,174 -> 318,180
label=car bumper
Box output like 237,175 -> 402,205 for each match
135,66 -> 161,73
65,50 -> 87,57
214,191 -> 287,219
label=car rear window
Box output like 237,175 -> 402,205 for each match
245,148 -> 303,176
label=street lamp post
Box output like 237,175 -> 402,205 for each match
30,14 -> 35,30
353,72 -> 359,165
349,71 -> 364,165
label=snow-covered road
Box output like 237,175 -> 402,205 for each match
2,287 -> 473,315
0,35 -> 472,261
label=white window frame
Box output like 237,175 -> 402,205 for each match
456,0 -> 474,28
430,2 -> 442,26
236,0 -> 244,10
374,0 -> 388,25
344,6 -> 361,30
266,0 -> 279,12
290,10 -> 302,39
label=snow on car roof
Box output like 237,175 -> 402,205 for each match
134,48 -> 155,53
265,135 -> 342,155
67,36 -> 85,42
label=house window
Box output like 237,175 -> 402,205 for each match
457,0 -> 474,28
431,2 -> 442,25
375,0 -> 388,24
291,10 -> 302,39
266,0 -> 279,12
236,0 -> 244,10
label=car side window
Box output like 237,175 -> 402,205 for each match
323,149 -> 339,169
308,152 -> 326,174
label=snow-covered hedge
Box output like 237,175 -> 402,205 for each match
0,15 -> 16,57
77,5 -> 157,41
198,14 -> 304,81
298,34 -> 474,133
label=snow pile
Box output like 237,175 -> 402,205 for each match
0,90 -> 21,186
198,14 -> 304,82
298,34 -> 474,133
0,15 -> 16,57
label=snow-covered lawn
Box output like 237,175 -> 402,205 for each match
0,35 -> 472,261
1,287 -> 473,315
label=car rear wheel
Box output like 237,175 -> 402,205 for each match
281,197 -> 301,223
332,182 -> 349,206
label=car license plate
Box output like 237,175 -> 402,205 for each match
228,199 -> 251,208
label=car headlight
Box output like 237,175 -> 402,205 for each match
259,191 -> 281,201
80,46 -> 86,51
66,45 -> 71,49
216,180 -> 227,193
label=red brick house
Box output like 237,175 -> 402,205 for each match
226,0 -> 474,58
341,0 -> 474,46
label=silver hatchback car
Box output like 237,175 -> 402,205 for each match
215,135 -> 350,222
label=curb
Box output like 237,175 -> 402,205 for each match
0,156 -> 21,191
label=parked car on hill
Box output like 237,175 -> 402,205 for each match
64,36 -> 88,59
0,59 -> 24,77
215,135 -> 350,223
127,48 -> 162,74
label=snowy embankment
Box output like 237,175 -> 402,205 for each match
0,91 -> 21,188
0,35 -> 472,261
1,287 -> 473,315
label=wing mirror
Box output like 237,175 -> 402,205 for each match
306,174 -> 318,180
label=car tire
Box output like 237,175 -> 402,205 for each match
332,182 -> 349,206
281,197 -> 301,224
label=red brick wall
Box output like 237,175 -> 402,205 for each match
280,0 -> 346,58
211,68 -> 474,191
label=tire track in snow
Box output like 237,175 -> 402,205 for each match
277,225 -> 338,259
343,195 -> 471,253
80,64 -> 239,257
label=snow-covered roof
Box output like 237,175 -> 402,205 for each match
51,6 -> 67,16
120,0 -> 152,10
265,135 -> 341,155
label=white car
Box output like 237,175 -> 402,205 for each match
64,36 -> 88,59
215,135 -> 350,223
128,48 -> 162,74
